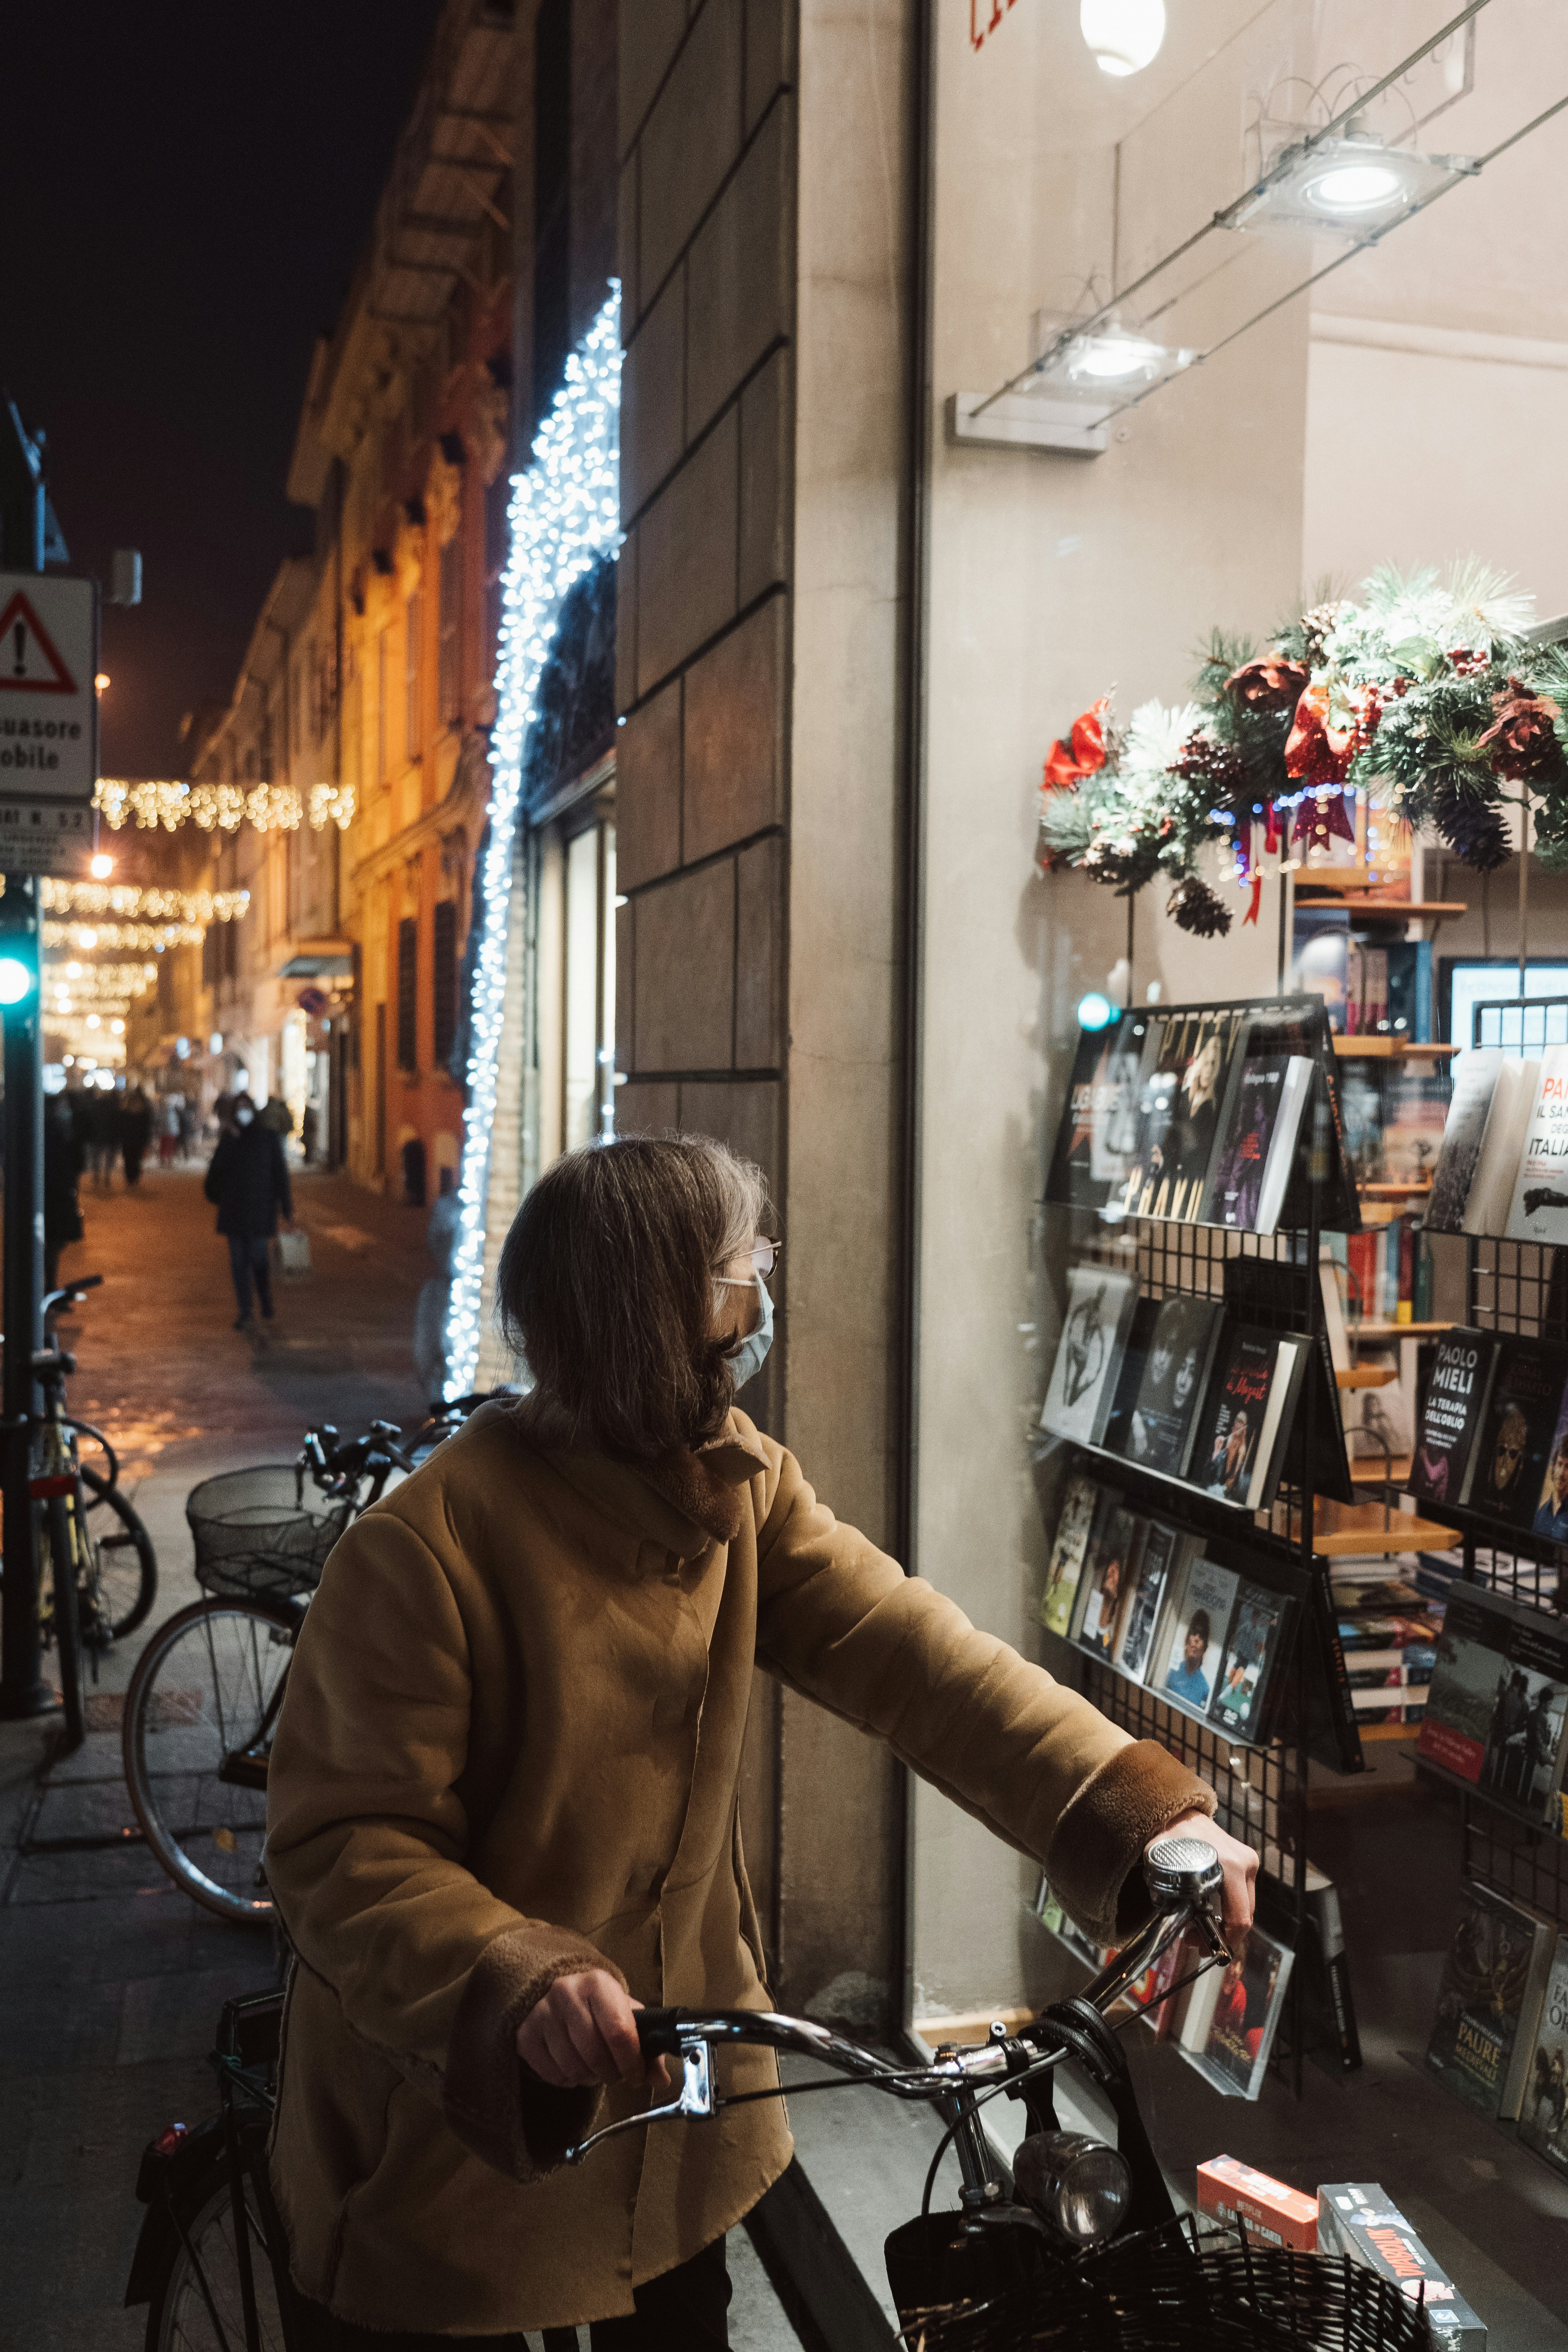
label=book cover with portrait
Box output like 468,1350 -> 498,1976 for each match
1109,1294 -> 1224,1479
1152,1552 -> 1239,1715
1111,1518 -> 1186,1683
1416,1583 -> 1518,1785
1186,1924 -> 1295,2100
1517,1933 -> 1568,2181
1072,1502 -> 1143,1662
1038,1471 -> 1102,1641
1425,1880 -> 1557,2121
1208,1581 -> 1292,1743
1461,1334 -> 1568,1529
1194,1327 -> 1303,1512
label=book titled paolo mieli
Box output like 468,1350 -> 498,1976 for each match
1408,1329 -> 1498,1512
1507,1048 -> 1568,1244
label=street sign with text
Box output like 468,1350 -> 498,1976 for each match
0,571 -> 97,875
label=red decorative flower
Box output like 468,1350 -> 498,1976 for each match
1477,676 -> 1564,783
1043,697 -> 1111,789
1223,658 -> 1310,713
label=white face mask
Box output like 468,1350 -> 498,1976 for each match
235,1107 -> 254,1127
718,1273 -> 774,1391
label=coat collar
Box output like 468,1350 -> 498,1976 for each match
503,1393 -> 768,1564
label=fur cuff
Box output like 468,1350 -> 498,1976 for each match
442,1926 -> 626,2181
1045,1739 -> 1214,1945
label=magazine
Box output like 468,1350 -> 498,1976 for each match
1208,1581 -> 1292,1742
1038,1266 -> 1138,1446
1193,1327 -> 1304,1512
1460,1335 -> 1568,1528
1425,1880 -> 1558,2120
1185,1923 -> 1295,2099
1426,1049 -> 1503,1233
1110,1294 -> 1224,1479
1506,1047 -> 1568,1245
1408,1330 -> 1497,1510
1517,1932 -> 1568,2182
1111,1518 -> 1185,1681
1152,1553 -> 1240,1714
1038,1472 -> 1102,1640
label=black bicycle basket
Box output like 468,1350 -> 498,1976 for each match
907,2225 -> 1436,2352
186,1467 -> 351,1601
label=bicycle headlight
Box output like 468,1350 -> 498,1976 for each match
1014,2131 -> 1132,2246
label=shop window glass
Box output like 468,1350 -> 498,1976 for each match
560,815 -> 617,1152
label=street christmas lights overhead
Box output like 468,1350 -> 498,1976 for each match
443,286 -> 624,1399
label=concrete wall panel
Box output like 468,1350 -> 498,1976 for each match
682,596 -> 786,863
616,679 -> 684,889
632,858 -> 737,1072
638,0 -> 745,301
684,98 -> 793,438
635,408 -> 739,695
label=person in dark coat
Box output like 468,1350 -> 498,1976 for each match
43,1090 -> 85,1294
204,1091 -> 294,1328
119,1084 -> 154,1187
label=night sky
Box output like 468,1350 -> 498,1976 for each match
4,4 -> 442,779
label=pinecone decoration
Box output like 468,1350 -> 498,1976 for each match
1427,779 -> 1511,871
1167,875 -> 1233,937
1299,601 -> 1348,668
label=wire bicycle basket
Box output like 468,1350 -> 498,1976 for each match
186,1467 -> 350,1601
906,2223 -> 1435,2352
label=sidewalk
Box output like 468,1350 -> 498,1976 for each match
0,1165 -> 808,2348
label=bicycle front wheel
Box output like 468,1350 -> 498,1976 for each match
146,2171 -> 288,2352
123,1597 -> 296,1924
80,1462 -> 158,1639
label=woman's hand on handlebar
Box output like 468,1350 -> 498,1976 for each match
1155,1808 -> 1257,1951
516,1971 -> 671,2094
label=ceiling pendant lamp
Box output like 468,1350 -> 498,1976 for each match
1080,0 -> 1167,79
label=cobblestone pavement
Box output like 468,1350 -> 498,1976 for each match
0,1162 -> 807,2350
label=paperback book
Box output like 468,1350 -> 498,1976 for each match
1461,1335 -> 1568,1530
1425,1880 -> 1558,2122
1111,1517 -> 1185,1682
1044,1016 -> 1146,1213
1038,1472 -> 1101,1641
1463,1056 -> 1538,1238
1417,1583 -> 1519,1787
1409,1330 -> 1497,1510
1115,1016 -> 1190,1221
1506,1047 -> 1568,1245
1072,1501 -> 1143,1661
1039,1266 -> 1138,1447
1427,1049 -> 1503,1233
1517,1931 -> 1568,2182
1221,1254 -> 1355,1506
1152,1552 -> 1240,1715
1194,1326 -> 1305,1511
1381,1060 -> 1450,1192
1202,1052 -> 1315,1234
1151,1012 -> 1239,1222
1108,1294 -> 1225,1478
1208,1581 -> 1292,1743
1184,1924 -> 1295,2100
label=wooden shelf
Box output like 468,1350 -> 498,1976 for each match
1337,1365 -> 1398,1389
1348,1320 -> 1455,1341
1358,1722 -> 1424,1744
1360,1181 -> 1434,1200
1334,1036 -> 1459,1059
1297,899 -> 1468,918
1311,1503 -> 1459,1557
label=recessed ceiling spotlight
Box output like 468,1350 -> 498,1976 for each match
1080,0 -> 1166,78
1227,134 -> 1475,241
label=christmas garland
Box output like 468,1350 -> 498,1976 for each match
1037,562 -> 1568,936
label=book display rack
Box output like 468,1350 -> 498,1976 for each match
1429,993 -> 1568,1945
1039,994 -> 1370,2096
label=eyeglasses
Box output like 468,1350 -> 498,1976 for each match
751,1236 -> 782,1279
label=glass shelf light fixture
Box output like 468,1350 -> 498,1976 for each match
1227,131 -> 1476,242
1026,316 -> 1197,412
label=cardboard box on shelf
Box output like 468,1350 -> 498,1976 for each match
1316,2183 -> 1486,2350
1196,2154 -> 1318,2250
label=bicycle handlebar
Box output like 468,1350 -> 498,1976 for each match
564,1834 -> 1232,2167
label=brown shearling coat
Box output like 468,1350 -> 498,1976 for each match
264,1399 -> 1212,2336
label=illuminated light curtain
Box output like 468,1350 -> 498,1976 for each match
443,285 -> 622,1397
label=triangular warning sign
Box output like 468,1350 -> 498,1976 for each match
0,590 -> 78,695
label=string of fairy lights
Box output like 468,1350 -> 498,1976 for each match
93,779 -> 354,833
442,285 -> 623,1397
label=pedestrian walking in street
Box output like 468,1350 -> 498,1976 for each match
259,1093 -> 294,1140
265,1134 -> 1257,2346
42,1089 -> 84,1294
119,1084 -> 154,1188
158,1094 -> 182,1166
204,1091 -> 294,1328
85,1084 -> 118,1190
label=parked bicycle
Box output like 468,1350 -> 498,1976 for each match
123,1837 -> 1434,2352
5,1276 -> 160,1747
121,1397 -> 495,1923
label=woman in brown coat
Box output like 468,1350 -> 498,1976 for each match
265,1136 -> 1256,2349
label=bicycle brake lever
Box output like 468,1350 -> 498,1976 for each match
563,2042 -> 713,2166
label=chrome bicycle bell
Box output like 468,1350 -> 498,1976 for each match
1013,2131 -> 1132,2246
1143,1831 -> 1223,1910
